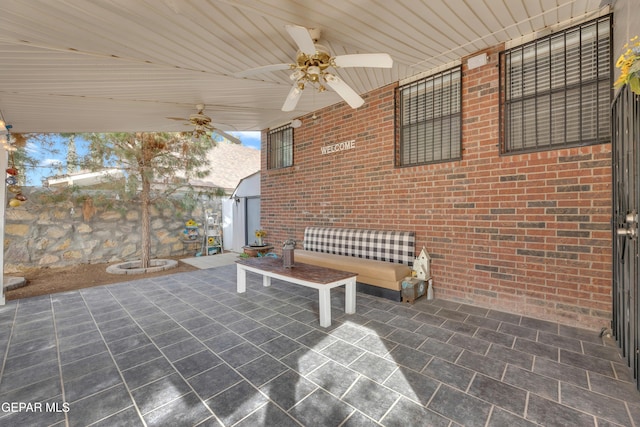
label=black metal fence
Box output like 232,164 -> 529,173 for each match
612,84 -> 640,389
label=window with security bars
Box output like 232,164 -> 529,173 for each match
267,124 -> 293,169
397,68 -> 462,166
500,16 -> 611,154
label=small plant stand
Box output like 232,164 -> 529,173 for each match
203,211 -> 223,256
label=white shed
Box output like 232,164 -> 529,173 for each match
225,171 -> 261,252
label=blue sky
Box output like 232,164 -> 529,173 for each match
23,131 -> 261,186
231,131 -> 261,150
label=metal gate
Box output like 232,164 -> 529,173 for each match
612,86 -> 640,389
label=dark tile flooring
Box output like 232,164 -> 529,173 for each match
0,264 -> 638,426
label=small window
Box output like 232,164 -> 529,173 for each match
500,16 -> 611,154
397,67 -> 462,166
267,124 -> 293,169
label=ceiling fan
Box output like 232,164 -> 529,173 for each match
167,104 -> 241,144
235,25 -> 393,112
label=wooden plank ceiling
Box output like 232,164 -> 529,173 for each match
0,0 -> 608,133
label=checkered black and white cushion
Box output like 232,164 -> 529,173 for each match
303,227 -> 415,265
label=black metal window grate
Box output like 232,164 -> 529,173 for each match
397,67 -> 462,166
267,124 -> 293,169
500,15 -> 612,154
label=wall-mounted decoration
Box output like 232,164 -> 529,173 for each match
321,139 -> 356,155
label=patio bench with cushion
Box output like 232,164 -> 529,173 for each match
295,226 -> 415,301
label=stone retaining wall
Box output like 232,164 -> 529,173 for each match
4,188 -> 212,273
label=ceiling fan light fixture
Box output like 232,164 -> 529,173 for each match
311,43 -> 331,62
307,65 -> 321,76
290,70 -> 305,80
241,24 -> 392,112
168,105 -> 242,144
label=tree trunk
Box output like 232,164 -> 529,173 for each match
140,175 -> 151,269
140,135 -> 152,269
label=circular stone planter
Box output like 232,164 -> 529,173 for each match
106,259 -> 178,275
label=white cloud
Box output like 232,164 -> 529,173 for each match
229,131 -> 261,149
24,141 -> 40,154
40,158 -> 62,167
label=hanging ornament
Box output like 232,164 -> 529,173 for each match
6,151 -> 18,183
5,150 -> 26,204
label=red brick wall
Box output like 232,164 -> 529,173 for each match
261,46 -> 612,329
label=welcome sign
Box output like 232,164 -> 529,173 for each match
321,139 -> 356,155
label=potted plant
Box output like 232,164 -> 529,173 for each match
254,229 -> 267,246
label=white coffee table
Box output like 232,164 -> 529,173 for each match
236,257 -> 357,327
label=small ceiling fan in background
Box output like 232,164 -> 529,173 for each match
167,104 -> 241,144
235,25 -> 393,112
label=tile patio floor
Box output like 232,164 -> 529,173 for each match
0,261 -> 638,426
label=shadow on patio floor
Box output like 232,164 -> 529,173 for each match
0,264 -> 636,426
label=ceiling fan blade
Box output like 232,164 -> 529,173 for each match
213,129 -> 242,145
333,53 -> 393,68
324,74 -> 364,109
166,116 -> 189,121
282,84 -> 303,112
234,63 -> 292,78
285,24 -> 316,55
